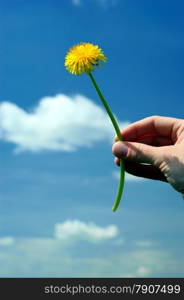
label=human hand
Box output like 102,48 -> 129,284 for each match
112,116 -> 184,194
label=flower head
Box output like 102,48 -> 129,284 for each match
65,42 -> 106,75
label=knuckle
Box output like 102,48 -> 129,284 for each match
149,115 -> 161,121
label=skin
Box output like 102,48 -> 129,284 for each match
112,116 -> 184,194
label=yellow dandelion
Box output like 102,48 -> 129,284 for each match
64,42 -> 125,211
65,42 -> 106,75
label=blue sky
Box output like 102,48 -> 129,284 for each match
0,0 -> 184,277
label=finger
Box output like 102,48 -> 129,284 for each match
114,158 -> 167,182
115,116 -> 182,143
112,141 -> 167,164
115,134 -> 172,146
124,161 -> 167,182
115,157 -> 120,166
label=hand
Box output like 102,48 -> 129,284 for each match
112,116 -> 184,194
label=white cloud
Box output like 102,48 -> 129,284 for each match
54,219 -> 118,243
0,94 -> 128,153
0,237 -> 14,246
113,171 -> 145,182
0,238 -> 183,277
0,224 -> 183,277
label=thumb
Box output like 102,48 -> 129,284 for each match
112,141 -> 165,165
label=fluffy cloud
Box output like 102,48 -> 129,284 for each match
0,94 -> 128,153
54,219 -> 118,243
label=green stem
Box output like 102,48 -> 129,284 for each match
89,73 -> 122,140
88,72 -> 125,211
112,159 -> 125,211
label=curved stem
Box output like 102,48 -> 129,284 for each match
88,72 -> 125,211
112,159 -> 125,211
89,73 -> 122,140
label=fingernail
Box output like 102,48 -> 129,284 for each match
112,141 -> 128,157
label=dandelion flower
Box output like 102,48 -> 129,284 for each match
65,42 -> 106,75
65,42 -> 125,211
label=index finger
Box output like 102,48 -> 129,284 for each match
116,116 -> 182,142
